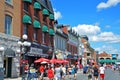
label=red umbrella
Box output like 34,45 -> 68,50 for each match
50,59 -> 58,63
62,60 -> 69,64
50,59 -> 63,64
34,58 -> 50,63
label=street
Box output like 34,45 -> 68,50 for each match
4,68 -> 120,80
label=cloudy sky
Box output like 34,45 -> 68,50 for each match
51,0 -> 120,56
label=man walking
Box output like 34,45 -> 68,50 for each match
99,64 -> 105,80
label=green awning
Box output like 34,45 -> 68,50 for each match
23,15 -> 32,24
49,28 -> 55,36
49,14 -> 54,20
42,25 -> 48,32
33,20 -> 41,28
34,2 -> 41,9
42,9 -> 49,16
23,0 -> 32,3
99,60 -> 116,63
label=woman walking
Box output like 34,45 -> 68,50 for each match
47,66 -> 54,80
93,65 -> 99,80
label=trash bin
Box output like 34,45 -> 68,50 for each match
0,68 -> 4,80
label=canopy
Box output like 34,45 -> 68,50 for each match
34,58 -> 49,63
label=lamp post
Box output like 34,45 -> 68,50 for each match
0,47 -> 4,80
18,34 -> 31,80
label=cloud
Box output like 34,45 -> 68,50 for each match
105,25 -> 111,28
53,9 -> 62,20
73,24 -> 120,43
72,24 -> 101,36
97,0 -> 120,10
92,32 -> 120,43
95,45 -> 120,56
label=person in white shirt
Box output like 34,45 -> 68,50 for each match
99,64 -> 105,80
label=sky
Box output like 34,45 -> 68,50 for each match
50,0 -> 120,56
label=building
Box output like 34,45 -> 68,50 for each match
0,0 -> 21,78
67,27 -> 79,64
81,35 -> 95,66
54,24 -> 68,60
0,0 -> 55,78
98,52 -> 118,64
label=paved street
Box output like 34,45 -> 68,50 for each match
4,68 -> 120,80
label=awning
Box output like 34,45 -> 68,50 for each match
33,20 -> 41,28
23,15 -> 32,24
4,48 -> 15,57
99,60 -> 116,63
42,25 -> 48,32
34,2 -> 41,10
49,14 -> 54,20
49,28 -> 55,36
42,9 -> 49,16
23,0 -> 32,3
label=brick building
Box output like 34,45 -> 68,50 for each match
0,0 -> 55,78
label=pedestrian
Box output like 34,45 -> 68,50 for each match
62,65 -> 66,80
47,66 -> 54,80
93,65 -> 99,80
54,64 -> 62,80
87,67 -> 92,80
39,64 -> 45,80
99,64 -> 105,80
24,63 -> 29,80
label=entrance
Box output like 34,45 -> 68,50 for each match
4,57 -> 12,78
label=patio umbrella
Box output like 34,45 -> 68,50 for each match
50,59 -> 58,63
62,60 -> 69,64
34,58 -> 50,63
50,59 -> 63,64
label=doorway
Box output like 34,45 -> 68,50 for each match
4,57 -> 12,78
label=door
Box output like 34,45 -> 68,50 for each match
7,57 -> 12,77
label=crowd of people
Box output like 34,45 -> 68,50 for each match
22,62 -> 79,80
83,64 -> 106,80
22,61 -> 120,80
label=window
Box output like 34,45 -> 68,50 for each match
34,29 -> 37,41
43,15 -> 47,24
24,2 -> 29,12
5,0 -> 12,4
23,24 -> 28,35
42,0 -> 48,7
42,33 -> 45,44
87,53 -> 90,56
34,9 -> 38,18
5,15 -> 12,34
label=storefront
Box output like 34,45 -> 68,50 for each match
25,42 -> 50,65
0,33 -> 20,78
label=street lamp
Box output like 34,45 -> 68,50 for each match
17,34 -> 31,80
0,47 -> 4,80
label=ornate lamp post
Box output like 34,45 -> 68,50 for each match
17,34 -> 31,80
0,47 -> 4,80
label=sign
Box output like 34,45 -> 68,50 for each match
30,47 -> 43,54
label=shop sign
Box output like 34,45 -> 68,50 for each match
29,47 -> 43,54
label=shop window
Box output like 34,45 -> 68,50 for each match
5,15 -> 12,34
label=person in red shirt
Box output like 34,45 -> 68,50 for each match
39,65 -> 45,80
47,66 -> 54,80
